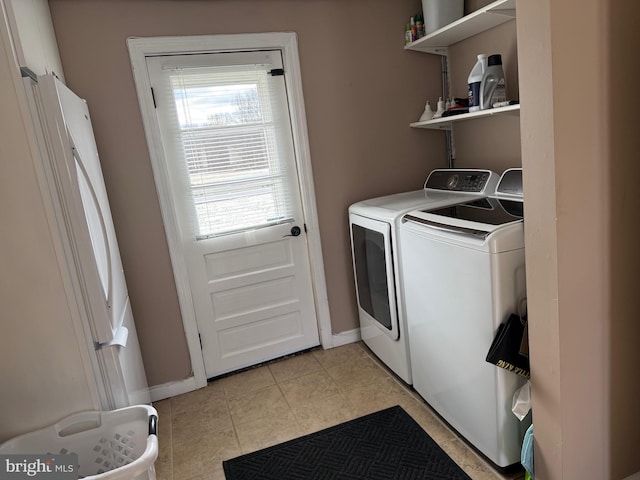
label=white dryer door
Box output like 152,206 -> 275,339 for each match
349,214 -> 399,340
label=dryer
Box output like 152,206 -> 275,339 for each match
348,169 -> 499,384
398,168 -> 528,468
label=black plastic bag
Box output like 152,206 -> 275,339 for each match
485,312 -> 530,378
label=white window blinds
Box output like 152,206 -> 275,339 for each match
155,60 -> 296,239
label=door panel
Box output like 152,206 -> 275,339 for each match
193,234 -> 318,375
147,50 -> 320,378
205,238 -> 292,280
212,277 -> 296,319
37,75 -> 149,406
218,311 -> 304,358
44,75 -> 128,341
349,214 -> 399,340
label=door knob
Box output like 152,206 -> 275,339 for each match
284,226 -> 301,237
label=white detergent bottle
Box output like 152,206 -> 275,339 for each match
419,101 -> 435,122
480,54 -> 507,110
432,97 -> 446,119
467,53 -> 486,112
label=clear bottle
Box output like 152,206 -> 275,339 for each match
480,54 -> 507,110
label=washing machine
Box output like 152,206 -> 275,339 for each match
398,168 -> 528,468
348,169 -> 499,384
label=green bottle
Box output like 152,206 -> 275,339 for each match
415,14 -> 426,38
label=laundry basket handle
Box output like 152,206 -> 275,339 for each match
55,411 -> 102,438
149,415 -> 158,436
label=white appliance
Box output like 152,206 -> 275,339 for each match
348,169 -> 500,384
22,72 -> 150,409
398,168 -> 528,468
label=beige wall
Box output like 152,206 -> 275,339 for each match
518,0 -> 640,477
48,0 -> 447,386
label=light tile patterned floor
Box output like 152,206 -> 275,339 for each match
153,342 -> 524,480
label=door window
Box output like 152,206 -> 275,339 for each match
148,52 -> 299,240
352,224 -> 393,330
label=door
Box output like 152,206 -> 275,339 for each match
146,50 -> 320,378
349,214 -> 399,340
34,74 -> 149,407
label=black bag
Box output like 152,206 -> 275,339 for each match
485,308 -> 530,379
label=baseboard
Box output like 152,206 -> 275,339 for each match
331,328 -> 361,348
149,376 -> 198,402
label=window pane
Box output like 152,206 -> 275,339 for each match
173,84 -> 262,128
168,68 -> 293,238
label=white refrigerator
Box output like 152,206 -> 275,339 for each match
22,72 -> 150,409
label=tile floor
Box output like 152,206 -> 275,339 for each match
152,342 -> 524,480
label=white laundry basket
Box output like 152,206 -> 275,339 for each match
0,405 -> 158,479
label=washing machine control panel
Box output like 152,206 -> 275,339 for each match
425,169 -> 496,193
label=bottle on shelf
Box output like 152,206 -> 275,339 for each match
467,54 -> 487,112
419,101 -> 435,122
410,16 -> 418,42
415,14 -> 426,38
432,97 -> 446,119
405,21 -> 412,44
480,54 -> 507,110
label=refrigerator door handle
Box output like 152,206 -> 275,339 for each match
95,326 -> 128,350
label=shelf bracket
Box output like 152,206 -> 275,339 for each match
440,56 -> 455,168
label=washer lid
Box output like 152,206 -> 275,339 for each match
357,189 -> 471,211
423,198 -> 521,224
403,197 -> 523,241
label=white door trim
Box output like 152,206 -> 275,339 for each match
127,32 -> 333,389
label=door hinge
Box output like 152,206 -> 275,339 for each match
20,67 -> 37,81
304,223 -> 308,233
151,87 -> 157,108
198,333 -> 202,349
269,68 -> 285,76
